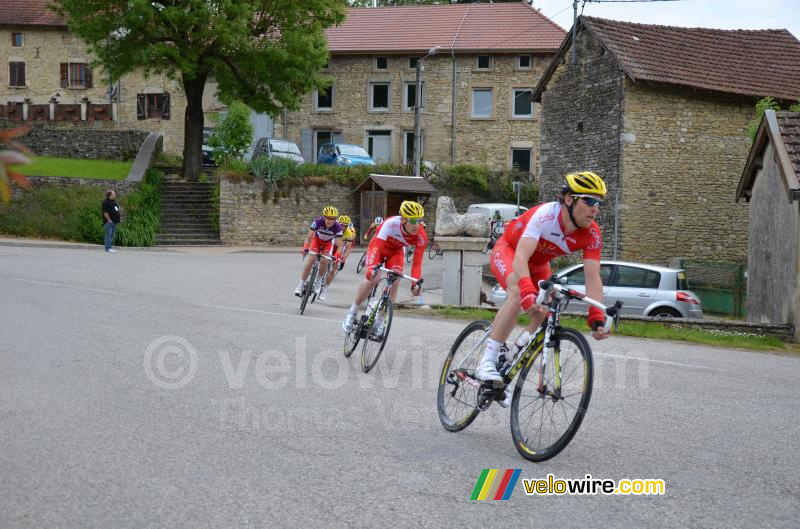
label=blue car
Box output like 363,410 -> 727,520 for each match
317,143 -> 376,166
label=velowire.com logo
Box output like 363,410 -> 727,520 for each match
470,469 -> 522,501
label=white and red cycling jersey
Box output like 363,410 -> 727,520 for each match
491,201 -> 602,290
364,216 -> 428,281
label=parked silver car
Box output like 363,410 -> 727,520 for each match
489,260 -> 703,319
252,137 -> 304,163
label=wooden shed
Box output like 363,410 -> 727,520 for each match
353,174 -> 437,234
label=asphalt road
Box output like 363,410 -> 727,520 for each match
1,245 -> 799,528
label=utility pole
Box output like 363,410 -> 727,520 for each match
413,46 -> 439,177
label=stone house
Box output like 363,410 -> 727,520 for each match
278,3 -> 565,173
736,110 -> 800,339
0,0 -> 236,155
533,16 -> 800,264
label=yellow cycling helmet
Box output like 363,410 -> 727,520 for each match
337,215 -> 351,226
322,206 -> 338,217
399,200 -> 424,219
563,171 -> 607,198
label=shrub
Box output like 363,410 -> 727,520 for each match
447,163 -> 490,194
116,169 -> 162,246
208,101 -> 254,166
748,97 -> 800,139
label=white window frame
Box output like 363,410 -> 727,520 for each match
314,85 -> 334,112
517,55 -> 532,69
512,88 -> 533,119
471,87 -> 493,119
476,55 -> 492,70
374,56 -> 388,70
403,81 -> 426,112
511,147 -> 532,174
369,81 -> 391,112
314,130 -> 333,163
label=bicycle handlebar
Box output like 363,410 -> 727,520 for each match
536,274 -> 624,332
308,250 -> 336,261
370,264 -> 423,287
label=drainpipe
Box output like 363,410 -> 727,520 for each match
451,50 -> 457,164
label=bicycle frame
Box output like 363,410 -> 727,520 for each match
452,277 -> 621,394
363,265 -> 422,327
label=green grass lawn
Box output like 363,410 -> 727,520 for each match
15,156 -> 132,180
426,306 -> 794,352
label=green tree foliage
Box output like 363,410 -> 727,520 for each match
349,0 -> 520,5
748,97 -> 800,139
208,102 -> 254,166
53,0 -> 346,181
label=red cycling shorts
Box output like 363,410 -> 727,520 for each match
364,240 -> 404,280
490,239 -> 552,294
309,237 -> 334,256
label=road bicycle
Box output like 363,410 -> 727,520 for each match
299,250 -> 335,315
344,264 -> 422,373
482,221 -> 504,254
405,244 -> 415,263
356,251 -> 367,274
436,275 -> 622,462
428,238 -> 443,260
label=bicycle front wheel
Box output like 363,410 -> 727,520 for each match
300,266 -> 317,315
428,242 -> 437,260
437,320 -> 490,432
343,314 -> 362,358
510,328 -> 593,462
361,298 -> 393,373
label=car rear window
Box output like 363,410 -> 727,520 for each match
616,266 -> 660,289
676,270 -> 690,290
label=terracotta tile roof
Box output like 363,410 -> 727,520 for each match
354,174 -> 438,194
776,111 -> 800,177
582,16 -> 800,101
737,110 -> 800,202
0,0 -> 66,27
326,3 -> 566,54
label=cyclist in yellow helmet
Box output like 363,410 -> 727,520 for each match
295,205 -> 344,298
473,171 -> 613,407
320,215 -> 357,297
342,200 -> 427,333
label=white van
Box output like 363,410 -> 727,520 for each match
466,203 -> 528,222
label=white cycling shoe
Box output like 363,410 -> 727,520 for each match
294,284 -> 304,297
473,360 -> 503,383
342,312 -> 356,333
318,285 -> 328,301
497,388 -> 512,408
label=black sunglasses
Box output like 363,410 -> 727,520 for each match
573,195 -> 604,207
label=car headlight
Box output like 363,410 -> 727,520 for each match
339,156 -> 351,164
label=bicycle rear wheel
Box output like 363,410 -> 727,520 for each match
405,247 -> 413,263
437,320 -> 490,432
428,242 -> 437,260
300,266 -> 317,315
510,328 -> 593,462
356,253 -> 366,274
361,297 -> 393,373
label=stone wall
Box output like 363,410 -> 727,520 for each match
219,177 -> 490,245
620,84 -> 753,263
0,26 -> 225,155
537,29 -> 625,257
278,52 -> 551,171
10,175 -> 137,200
220,180 -> 359,245
745,142 -> 799,330
11,123 -> 148,160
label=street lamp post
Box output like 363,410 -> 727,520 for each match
414,46 -> 439,177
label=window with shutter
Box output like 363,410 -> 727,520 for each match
9,62 -> 25,87
60,63 -> 68,88
160,93 -> 170,119
85,65 -> 93,88
137,94 -> 146,120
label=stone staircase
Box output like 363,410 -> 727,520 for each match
157,176 -> 221,246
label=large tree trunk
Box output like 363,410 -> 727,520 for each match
181,73 -> 208,182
